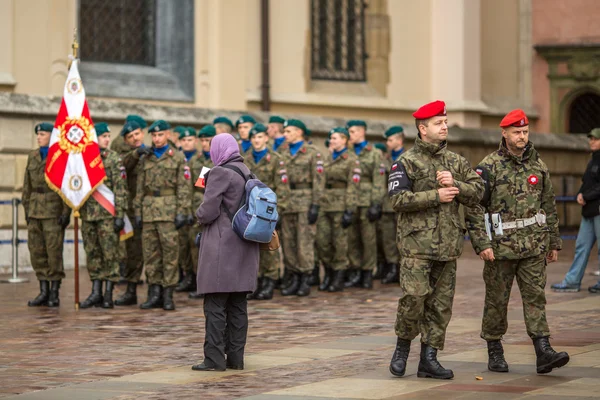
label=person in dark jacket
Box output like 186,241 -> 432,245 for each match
191,133 -> 260,372
552,128 -> 600,293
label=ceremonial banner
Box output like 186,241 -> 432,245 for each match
91,186 -> 134,241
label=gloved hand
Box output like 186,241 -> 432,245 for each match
187,215 -> 194,226
135,216 -> 143,229
175,214 -> 187,230
58,214 -> 70,229
307,204 -> 319,225
195,232 -> 203,247
367,203 -> 382,222
136,146 -> 152,157
341,210 -> 353,229
113,217 -> 125,233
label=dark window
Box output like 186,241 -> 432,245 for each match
568,92 -> 600,133
79,0 -> 156,66
311,0 -> 366,81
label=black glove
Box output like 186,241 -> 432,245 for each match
307,204 -> 319,225
136,146 -> 152,157
195,232 -> 203,247
367,203 -> 382,222
113,217 -> 125,233
175,214 -> 187,230
58,214 -> 70,229
187,215 -> 194,226
341,210 -> 353,229
135,216 -> 143,229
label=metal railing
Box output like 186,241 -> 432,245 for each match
0,198 -> 28,283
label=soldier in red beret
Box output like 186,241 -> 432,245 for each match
466,109 -> 569,374
388,100 -> 484,379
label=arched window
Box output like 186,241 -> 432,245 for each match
568,92 -> 600,134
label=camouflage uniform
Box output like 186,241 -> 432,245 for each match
315,151 -> 360,271
245,149 -> 290,280
134,144 -> 191,287
80,149 -> 128,282
22,150 -> 70,281
389,137 -> 483,350
348,143 -> 386,271
280,142 -> 325,274
466,139 -> 561,341
378,151 -> 400,265
188,152 -> 214,272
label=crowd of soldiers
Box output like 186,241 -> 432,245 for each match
22,100 -> 571,379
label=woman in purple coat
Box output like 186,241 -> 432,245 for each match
192,133 -> 260,372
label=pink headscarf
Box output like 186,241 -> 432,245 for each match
210,133 -> 241,166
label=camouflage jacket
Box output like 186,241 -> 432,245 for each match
134,144 -> 192,222
188,152 -> 214,211
111,138 -> 145,216
244,149 -> 290,212
22,150 -> 70,220
320,150 -> 360,213
466,139 -> 562,260
351,143 -> 387,208
389,138 -> 483,261
279,142 -> 325,214
80,149 -> 128,221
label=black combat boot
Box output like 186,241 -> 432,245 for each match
389,338 -> 411,377
307,264 -> 320,286
296,274 -> 311,297
327,270 -> 345,292
80,280 -> 103,308
487,340 -> 509,372
188,291 -> 204,299
373,262 -> 385,280
361,270 -> 373,289
102,281 -> 115,309
417,343 -> 454,379
533,337 -> 570,374
162,287 -> 176,311
382,263 -> 399,284
175,273 -> 196,292
255,278 -> 275,300
248,278 -> 263,300
28,280 -> 49,307
281,273 -> 300,296
47,280 -> 61,308
344,269 -> 361,288
319,267 -> 332,291
115,282 -> 137,306
140,284 -> 163,309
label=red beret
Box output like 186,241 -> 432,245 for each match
499,109 -> 529,128
413,100 -> 446,120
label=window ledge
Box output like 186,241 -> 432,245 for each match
0,72 -> 16,87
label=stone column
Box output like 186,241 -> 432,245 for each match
0,0 -> 16,90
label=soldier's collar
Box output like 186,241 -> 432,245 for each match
415,137 -> 446,155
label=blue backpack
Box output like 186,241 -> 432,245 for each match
220,164 -> 278,243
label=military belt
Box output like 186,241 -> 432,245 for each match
34,187 -> 52,194
326,182 -> 347,189
502,212 -> 546,230
145,189 -> 176,197
290,183 -> 312,190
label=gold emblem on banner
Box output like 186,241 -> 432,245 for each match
58,116 -> 94,154
68,175 -> 83,191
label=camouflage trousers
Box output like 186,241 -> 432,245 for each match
395,258 -> 457,350
122,225 -> 144,283
81,219 -> 120,282
27,218 -> 66,281
142,221 -> 179,287
315,212 -> 349,271
259,248 -> 281,280
188,224 -> 202,275
348,207 -> 377,271
377,212 -> 399,264
281,213 -> 316,274
178,224 -> 193,274
481,255 -> 551,341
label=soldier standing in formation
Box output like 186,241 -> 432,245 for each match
316,127 -> 360,292
345,120 -> 386,289
79,123 -> 128,309
23,122 -> 71,307
236,115 -> 256,154
134,120 -> 191,311
244,123 -> 290,300
387,101 -> 483,379
267,116 -> 286,152
213,116 -> 235,135
467,109 -> 570,374
280,119 -> 324,297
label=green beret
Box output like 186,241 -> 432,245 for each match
588,128 -> 600,139
149,120 -> 171,133
249,123 -> 267,138
186,127 -> 196,136
35,122 -> 54,133
174,126 -> 193,139
213,116 -> 234,128
328,126 -> 349,139
236,114 -> 257,127
198,125 -> 216,138
384,126 -> 404,138
268,116 -> 285,124
324,139 -> 330,148
346,120 -> 367,129
95,122 -> 110,135
121,121 -> 141,136
126,114 -> 147,129
374,143 -> 387,153
284,119 -> 310,136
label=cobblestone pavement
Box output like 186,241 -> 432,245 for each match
1,243 -> 599,400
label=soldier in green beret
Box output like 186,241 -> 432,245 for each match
345,120 -> 386,289
22,122 -> 71,307
279,119 -> 325,297
267,116 -> 287,152
213,116 -> 234,135
315,127 -> 360,292
244,123 -> 290,300
79,123 -> 128,309
236,115 -> 257,154
134,120 -> 192,311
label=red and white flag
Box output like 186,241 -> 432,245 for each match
45,59 -> 133,240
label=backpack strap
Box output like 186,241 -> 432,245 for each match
219,163 -> 251,221
221,164 -> 250,181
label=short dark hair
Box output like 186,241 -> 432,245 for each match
415,118 -> 431,136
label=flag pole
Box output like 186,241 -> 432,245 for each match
71,30 -> 80,311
